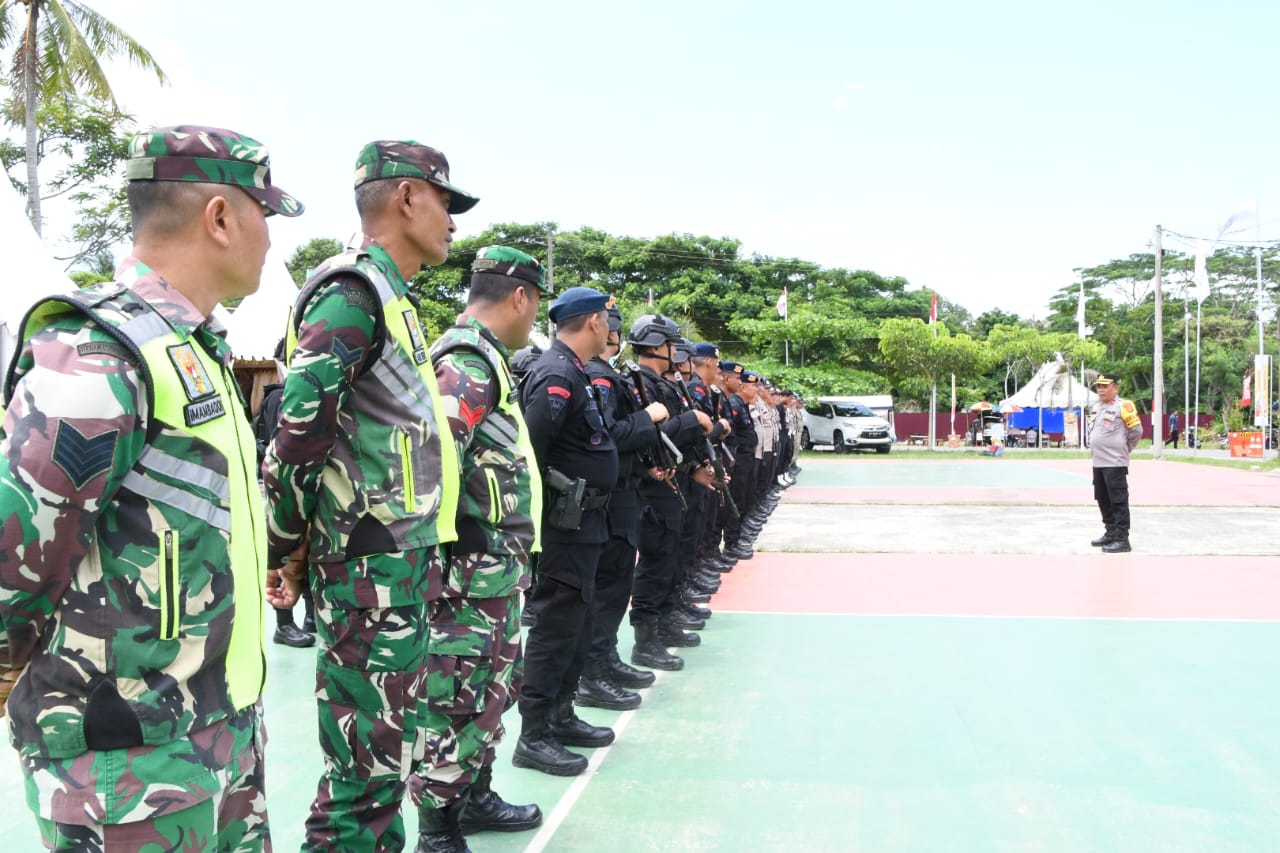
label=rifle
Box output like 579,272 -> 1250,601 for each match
627,363 -> 687,511
680,375 -> 739,521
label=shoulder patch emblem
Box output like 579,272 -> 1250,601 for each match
547,384 -> 571,419
332,337 -> 365,369
167,343 -> 214,400
52,421 -> 118,490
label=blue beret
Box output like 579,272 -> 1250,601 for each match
742,371 -> 761,384
693,343 -> 719,358
549,286 -> 610,324
719,360 -> 743,374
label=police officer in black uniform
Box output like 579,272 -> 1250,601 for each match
670,339 -> 729,620
514,287 -> 618,777
577,303 -> 669,711
627,315 -> 712,670
719,362 -> 757,561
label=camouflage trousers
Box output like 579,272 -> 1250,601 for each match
33,730 -> 270,852
303,598 -> 431,853
408,589 -> 524,810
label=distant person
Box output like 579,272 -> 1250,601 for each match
1026,427 -> 1038,448
1167,411 -> 1180,449
254,339 -> 315,648
1087,373 -> 1142,553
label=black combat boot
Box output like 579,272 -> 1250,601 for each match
415,792 -> 472,853
657,614 -> 701,647
1090,527 -> 1116,547
680,597 -> 712,621
606,648 -> 656,688
1102,534 -> 1132,553
666,607 -> 705,631
550,694 -> 615,747
576,661 -> 642,711
512,711 -> 588,776
459,764 -> 542,834
631,621 -> 684,670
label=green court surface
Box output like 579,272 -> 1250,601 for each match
795,459 -> 1090,489
4,611 -> 1278,851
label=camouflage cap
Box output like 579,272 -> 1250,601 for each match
353,140 -> 478,214
471,246 -> 550,293
125,125 -> 304,217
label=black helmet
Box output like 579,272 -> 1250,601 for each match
627,313 -> 681,347
672,337 -> 693,364
511,344 -> 542,379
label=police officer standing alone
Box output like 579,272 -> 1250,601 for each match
0,125 -> 302,851
515,287 -> 619,776
1087,372 -> 1142,553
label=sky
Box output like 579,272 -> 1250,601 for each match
31,0 -> 1280,321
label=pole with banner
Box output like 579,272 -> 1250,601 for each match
777,287 -> 789,366
928,291 -> 938,449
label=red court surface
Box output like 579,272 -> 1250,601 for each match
712,552 -> 1280,621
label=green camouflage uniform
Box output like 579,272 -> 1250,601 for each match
410,255 -> 544,809
0,263 -> 269,850
263,238 -> 461,853
0,124 -> 300,852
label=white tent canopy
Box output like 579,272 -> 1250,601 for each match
224,246 -> 297,360
0,178 -> 75,371
1001,357 -> 1098,409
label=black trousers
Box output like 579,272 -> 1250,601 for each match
753,451 -> 775,505
519,541 -> 602,720
588,534 -> 638,663
631,494 -> 681,623
1093,466 -> 1130,535
723,453 -> 756,544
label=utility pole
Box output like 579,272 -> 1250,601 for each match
1152,226 -> 1163,460
546,227 -> 555,339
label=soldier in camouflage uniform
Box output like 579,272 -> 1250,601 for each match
262,140 -> 476,853
406,247 -> 550,852
0,125 -> 303,851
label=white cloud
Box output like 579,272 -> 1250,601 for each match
929,144 -> 944,155
833,96 -> 849,111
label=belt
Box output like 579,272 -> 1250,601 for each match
583,488 -> 611,510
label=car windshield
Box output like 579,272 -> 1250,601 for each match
832,404 -> 875,418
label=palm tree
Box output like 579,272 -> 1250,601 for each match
0,0 -> 166,233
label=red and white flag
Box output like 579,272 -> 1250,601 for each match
929,291 -> 938,325
647,288 -> 654,308
1242,371 -> 1253,408
776,287 -> 788,318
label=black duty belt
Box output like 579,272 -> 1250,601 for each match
582,489 -> 612,510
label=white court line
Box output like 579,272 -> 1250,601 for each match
712,608 -> 1280,623
523,671 -> 664,852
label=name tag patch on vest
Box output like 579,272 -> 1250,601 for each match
402,309 -> 428,365
185,397 -> 226,426
167,343 -> 227,426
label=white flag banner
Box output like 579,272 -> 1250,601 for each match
1216,198 -> 1257,241
776,287 -> 787,317
1192,240 -> 1212,303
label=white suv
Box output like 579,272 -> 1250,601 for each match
802,398 -> 893,454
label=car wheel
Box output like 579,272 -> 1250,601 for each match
801,427 -> 813,451
832,429 -> 845,452
876,445 -> 891,455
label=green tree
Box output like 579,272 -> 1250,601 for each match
285,237 -> 344,285
0,95 -> 134,267
0,0 -> 166,232
877,318 -> 993,409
